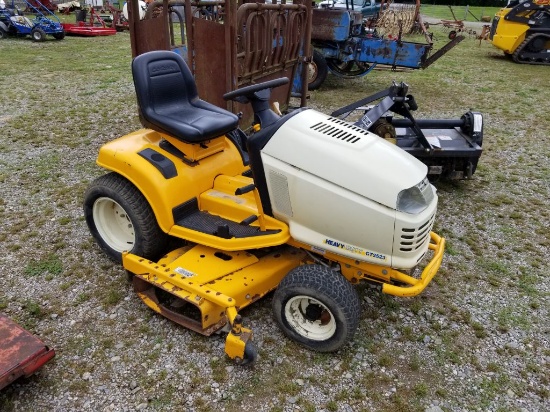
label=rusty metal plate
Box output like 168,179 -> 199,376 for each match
0,315 -> 55,390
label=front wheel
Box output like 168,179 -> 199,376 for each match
31,27 -> 46,42
83,173 -> 169,263
0,27 -> 7,39
272,264 -> 361,352
53,31 -> 65,40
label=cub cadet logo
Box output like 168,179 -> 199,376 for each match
151,64 -> 178,73
323,239 -> 386,260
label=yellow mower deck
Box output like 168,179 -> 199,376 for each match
124,245 -> 307,360
123,232 -> 444,360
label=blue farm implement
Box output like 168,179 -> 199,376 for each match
305,8 -> 464,89
0,0 -> 64,41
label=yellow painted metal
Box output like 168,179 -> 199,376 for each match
225,329 -> 252,360
382,232 -> 445,297
253,188 -> 267,231
223,307 -> 253,360
96,130 -> 249,234
289,231 -> 445,297
490,8 -> 528,54
124,252 -> 240,308
97,130 -> 290,251
123,245 -> 306,331
201,175 -> 267,230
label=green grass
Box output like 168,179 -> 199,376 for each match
24,254 -> 63,277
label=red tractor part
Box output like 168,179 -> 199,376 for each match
0,314 -> 55,390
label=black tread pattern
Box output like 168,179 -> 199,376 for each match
31,27 -> 46,42
513,33 -> 550,65
273,264 -> 361,352
176,210 -> 279,238
308,50 -> 329,91
84,173 -> 169,262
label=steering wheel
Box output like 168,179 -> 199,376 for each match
223,78 -> 289,102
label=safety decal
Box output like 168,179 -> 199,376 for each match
174,267 -> 197,278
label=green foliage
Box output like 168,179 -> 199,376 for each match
24,254 -> 63,277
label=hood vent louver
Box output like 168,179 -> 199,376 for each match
310,117 -> 370,145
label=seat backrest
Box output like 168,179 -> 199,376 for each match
132,50 -> 199,121
132,51 -> 239,143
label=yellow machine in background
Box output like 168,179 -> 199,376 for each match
489,0 -> 550,64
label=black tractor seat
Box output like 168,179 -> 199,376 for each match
132,51 -> 239,143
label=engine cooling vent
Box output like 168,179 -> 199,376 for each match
310,117 -> 370,144
269,170 -> 293,217
399,213 -> 435,252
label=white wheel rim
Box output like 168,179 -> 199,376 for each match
284,295 -> 336,341
92,197 -> 135,252
307,63 -> 318,82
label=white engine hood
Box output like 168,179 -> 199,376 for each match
262,110 -> 427,210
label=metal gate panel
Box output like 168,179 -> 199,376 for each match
193,17 -> 228,109
128,0 -> 312,128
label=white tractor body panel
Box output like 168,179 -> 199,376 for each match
261,110 -> 437,268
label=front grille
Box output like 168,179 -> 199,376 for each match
399,212 -> 435,252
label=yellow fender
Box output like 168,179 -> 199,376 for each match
96,129 -> 248,233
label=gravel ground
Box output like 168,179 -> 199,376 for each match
0,23 -> 549,412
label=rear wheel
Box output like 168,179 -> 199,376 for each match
0,27 -> 7,39
307,50 -> 328,91
272,264 -> 361,352
83,173 -> 169,263
31,27 -> 46,42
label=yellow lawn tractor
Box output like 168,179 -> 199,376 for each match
84,50 -> 445,363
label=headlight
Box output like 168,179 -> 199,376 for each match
396,177 -> 434,214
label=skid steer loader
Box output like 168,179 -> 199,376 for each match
489,0 -> 550,64
84,51 -> 445,363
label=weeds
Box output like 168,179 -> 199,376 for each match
24,254 -> 63,277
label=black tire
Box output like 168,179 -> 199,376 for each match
0,26 -> 7,40
31,27 -> 46,42
272,264 -> 361,352
53,31 -> 65,40
307,50 -> 328,91
448,30 -> 457,40
83,172 -> 169,263
241,341 -> 258,366
326,59 -> 370,78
